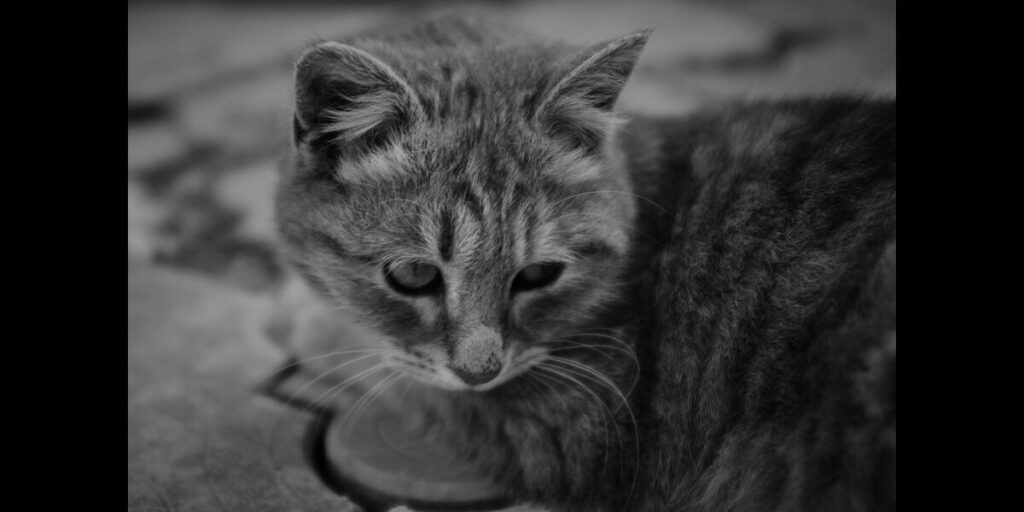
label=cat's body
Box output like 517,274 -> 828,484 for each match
621,103 -> 894,511
275,17 -> 895,512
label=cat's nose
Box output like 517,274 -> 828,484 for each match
452,365 -> 502,386
451,325 -> 503,386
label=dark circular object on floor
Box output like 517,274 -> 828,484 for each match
322,387 -> 510,511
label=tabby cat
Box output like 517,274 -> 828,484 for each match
275,16 -> 896,512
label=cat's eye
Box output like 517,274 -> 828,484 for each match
385,262 -> 442,295
511,262 -> 565,293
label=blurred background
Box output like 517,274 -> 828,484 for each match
128,0 -> 895,293
127,1 -> 894,510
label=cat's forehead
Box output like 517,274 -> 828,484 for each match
374,41 -> 566,117
413,185 -> 580,268
405,63 -> 531,124
377,140 -> 557,217
391,118 -> 605,188
362,156 -> 614,266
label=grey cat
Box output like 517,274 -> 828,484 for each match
275,15 -> 895,512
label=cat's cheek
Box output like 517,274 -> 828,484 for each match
512,290 -> 577,335
410,295 -> 445,328
514,276 -> 611,333
352,286 -> 429,341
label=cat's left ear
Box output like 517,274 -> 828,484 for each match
293,41 -> 423,153
535,30 -> 651,153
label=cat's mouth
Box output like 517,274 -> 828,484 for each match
468,347 -> 548,391
387,347 -> 549,392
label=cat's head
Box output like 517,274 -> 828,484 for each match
276,27 -> 648,391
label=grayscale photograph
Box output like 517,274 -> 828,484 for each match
127,1 -> 896,510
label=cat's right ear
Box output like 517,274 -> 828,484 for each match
534,31 -> 650,154
293,41 -> 422,154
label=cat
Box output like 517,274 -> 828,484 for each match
274,15 -> 895,512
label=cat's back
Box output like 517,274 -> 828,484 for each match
625,98 -> 895,224
625,98 -> 896,511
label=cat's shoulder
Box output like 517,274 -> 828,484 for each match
621,97 -> 895,214
625,97 -> 895,171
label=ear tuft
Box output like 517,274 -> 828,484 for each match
535,30 -> 651,153
294,41 -> 421,154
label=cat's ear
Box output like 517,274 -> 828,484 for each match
293,41 -> 421,153
535,30 -> 651,153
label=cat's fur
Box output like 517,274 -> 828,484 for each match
275,16 -> 895,512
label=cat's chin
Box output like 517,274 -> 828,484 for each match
461,347 -> 549,392
469,353 -> 546,392
396,356 -> 546,393
401,369 -> 499,393
423,375 -> 515,393
386,344 -> 549,392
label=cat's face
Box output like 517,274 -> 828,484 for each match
276,30 -> 647,390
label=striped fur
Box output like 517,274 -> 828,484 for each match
275,16 -> 896,512
279,16 -> 641,392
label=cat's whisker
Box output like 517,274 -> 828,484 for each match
544,341 -> 620,363
335,374 -> 388,437
532,364 -> 620,484
545,357 -> 632,413
533,365 -> 618,476
396,375 -> 415,407
534,368 -> 616,484
265,352 -> 388,471
562,330 -> 637,352
303,362 -> 390,414
569,328 -> 638,347
546,336 -> 641,399
564,329 -> 632,343
557,334 -> 639,368
532,364 -> 610,448
270,348 -> 389,377
544,357 -> 641,503
546,337 -> 636,362
338,370 -> 403,438
520,372 -> 550,403
278,352 -> 384,415
545,332 -> 636,358
534,364 -> 620,440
